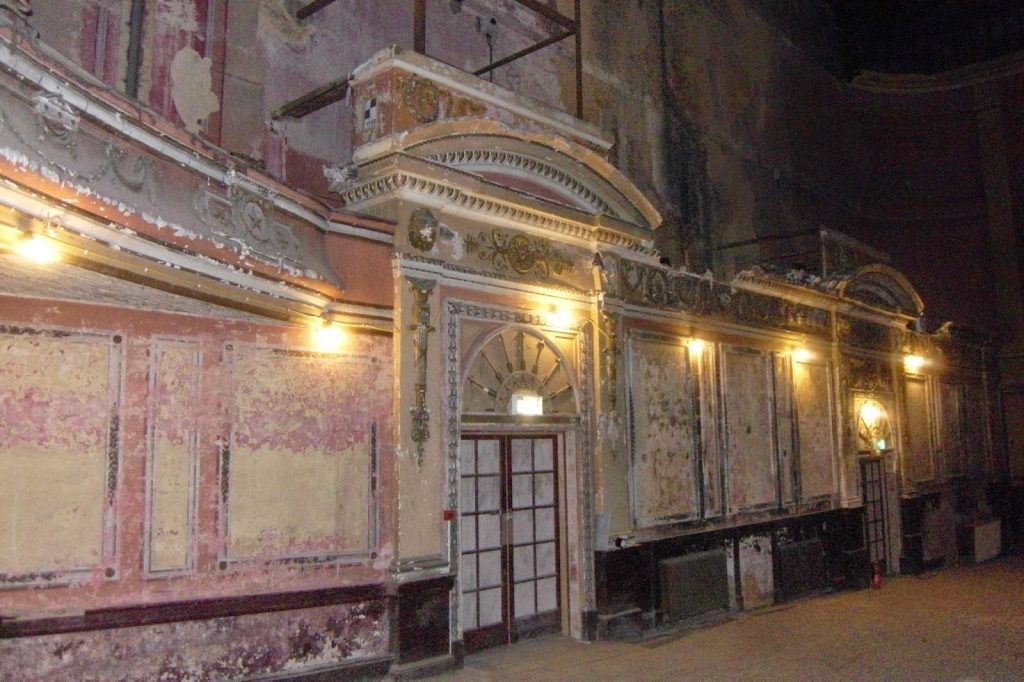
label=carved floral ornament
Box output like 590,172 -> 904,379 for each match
602,254 -> 831,336
464,228 -> 575,280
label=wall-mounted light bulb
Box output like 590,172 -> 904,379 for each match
792,348 -> 813,363
547,307 -> 573,329
687,338 -> 706,355
15,233 -> 59,264
313,322 -> 344,352
904,354 -> 926,372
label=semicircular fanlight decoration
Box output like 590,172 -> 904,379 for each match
463,327 -> 576,416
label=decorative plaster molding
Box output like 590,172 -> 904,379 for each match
464,228 -> 575,280
424,148 -> 619,218
408,278 -> 436,468
336,169 -> 658,258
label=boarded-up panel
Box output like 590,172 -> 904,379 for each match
905,377 -> 934,483
794,361 -> 835,499
146,340 -> 199,573
1008,392 -> 1024,482
225,346 -> 376,562
939,383 -> 963,477
723,348 -> 776,511
628,335 -> 700,525
0,331 -> 117,575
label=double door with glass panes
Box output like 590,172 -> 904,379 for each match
459,435 -> 560,652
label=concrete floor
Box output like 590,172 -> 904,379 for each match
431,557 -> 1024,681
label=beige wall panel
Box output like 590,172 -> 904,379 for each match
628,336 -> 699,525
723,348 -> 776,511
147,341 -> 199,573
904,377 -> 934,483
226,348 -> 374,561
794,361 -> 835,499
0,333 -> 114,574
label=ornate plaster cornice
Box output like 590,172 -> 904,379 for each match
423,148 -> 619,219
336,159 -> 658,259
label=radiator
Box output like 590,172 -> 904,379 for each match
776,538 -> 827,601
659,549 -> 729,622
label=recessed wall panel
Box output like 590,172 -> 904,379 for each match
224,346 -> 376,562
0,330 -> 119,577
793,360 -> 835,499
146,340 -> 199,573
628,335 -> 700,526
905,377 -> 934,483
722,347 -> 776,512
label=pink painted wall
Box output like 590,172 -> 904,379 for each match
0,295 -> 393,618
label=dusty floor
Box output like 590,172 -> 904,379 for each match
428,557 -> 1024,681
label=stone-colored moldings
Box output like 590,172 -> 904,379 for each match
605,255 -> 831,337
193,182 -> 306,272
464,228 -> 575,279
407,207 -> 439,253
0,96 -> 158,201
408,278 -> 436,468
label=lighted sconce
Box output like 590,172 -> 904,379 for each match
904,354 -> 926,373
15,233 -> 59,264
547,306 -> 573,329
313,321 -> 345,352
687,338 -> 706,355
792,347 -> 813,363
509,389 -> 544,416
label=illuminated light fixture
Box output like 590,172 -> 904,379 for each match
860,401 -> 882,428
509,389 -> 544,416
313,321 -> 344,351
547,306 -> 573,329
792,347 -> 813,363
15,233 -> 59,264
904,354 -> 926,373
687,338 -> 706,355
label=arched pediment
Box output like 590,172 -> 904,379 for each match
838,265 -> 924,318
364,119 -> 662,234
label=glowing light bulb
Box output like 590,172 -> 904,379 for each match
904,354 -> 926,372
313,322 -> 344,351
687,338 -> 706,355
860,402 -> 882,427
15,234 -> 59,264
548,307 -> 573,329
792,348 -> 813,363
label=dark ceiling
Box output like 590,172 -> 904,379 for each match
826,0 -> 1024,77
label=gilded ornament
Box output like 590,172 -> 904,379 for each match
464,228 -> 575,279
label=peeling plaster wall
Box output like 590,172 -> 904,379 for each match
722,347 -> 777,511
793,359 -> 835,499
627,335 -> 699,525
0,295 -> 393,677
0,600 -> 388,681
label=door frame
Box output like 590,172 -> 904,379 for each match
456,424 -> 578,647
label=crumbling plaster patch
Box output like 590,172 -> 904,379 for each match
170,46 -> 220,134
